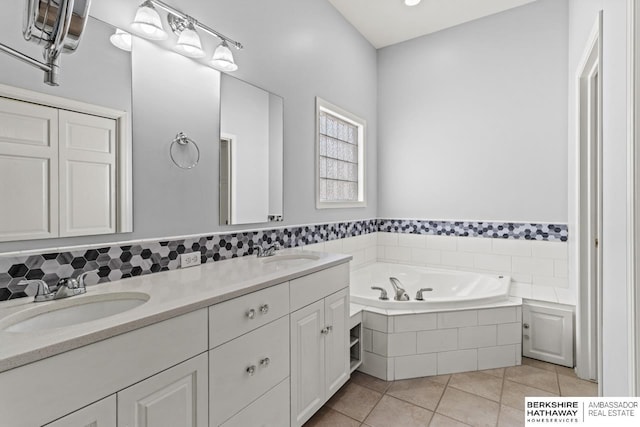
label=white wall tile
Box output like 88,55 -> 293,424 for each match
394,353 -> 437,380
554,288 -> 577,305
497,323 -> 522,345
364,311 -> 389,332
324,239 -> 343,253
531,286 -> 558,302
372,331 -> 388,356
378,232 -> 398,246
437,310 -> 478,328
533,276 -> 569,289
341,236 -> 359,252
417,329 -> 458,353
384,246 -> 412,262
531,241 -> 568,259
411,248 -> 441,266
478,345 -> 517,370
437,349 -> 478,374
554,259 -> 568,278
441,251 -> 475,268
363,328 -> 373,352
349,249 -> 366,267
474,253 -> 511,272
394,312 -> 437,332
492,239 -> 532,256
426,235 -> 457,251
511,273 -> 533,283
360,351 -> 389,380
365,246 -> 377,263
458,325 -> 497,349
303,242 -> 325,252
398,233 -> 427,248
512,256 -> 554,276
457,237 -> 492,253
478,307 -> 517,325
377,246 -> 385,260
388,332 -> 417,357
509,282 -> 532,299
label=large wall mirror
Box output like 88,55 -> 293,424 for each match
0,3 -> 133,243
219,74 -> 284,225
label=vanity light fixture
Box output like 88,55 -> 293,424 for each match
130,0 -> 243,71
110,29 -> 132,52
404,0 -> 422,6
131,0 -> 168,40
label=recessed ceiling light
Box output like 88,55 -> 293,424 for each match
404,0 -> 421,6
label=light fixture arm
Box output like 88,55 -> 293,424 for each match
150,0 -> 243,50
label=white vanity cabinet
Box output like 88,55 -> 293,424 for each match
290,264 -> 350,427
44,396 -> 116,427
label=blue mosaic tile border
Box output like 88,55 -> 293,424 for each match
0,219 -> 378,301
377,219 -> 568,241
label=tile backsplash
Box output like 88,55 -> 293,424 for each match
0,219 -> 567,301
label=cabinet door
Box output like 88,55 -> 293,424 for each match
44,395 -> 116,427
523,304 -> 574,367
58,110 -> 117,237
290,300 -> 325,427
324,288 -> 350,397
118,353 -> 208,427
0,97 -> 58,242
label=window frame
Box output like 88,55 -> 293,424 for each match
315,97 -> 366,209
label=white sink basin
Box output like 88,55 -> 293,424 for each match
0,292 -> 150,333
260,253 -> 321,267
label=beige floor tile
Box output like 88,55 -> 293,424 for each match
555,365 -> 578,378
522,357 -> 557,373
427,374 -> 452,385
326,382 -> 383,422
429,413 -> 471,426
436,387 -> 500,427
365,395 -> 434,427
351,371 -> 393,393
505,365 -> 559,394
387,377 -> 446,411
448,371 -> 504,402
558,375 -> 598,397
481,368 -> 505,378
497,404 -> 524,427
303,407 -> 361,427
501,380 -> 557,411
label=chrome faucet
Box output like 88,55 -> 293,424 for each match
415,287 -> 433,301
371,286 -> 389,300
19,279 -> 54,302
20,271 -> 93,302
256,243 -> 280,258
389,277 -> 410,301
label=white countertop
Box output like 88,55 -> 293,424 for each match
0,250 -> 351,373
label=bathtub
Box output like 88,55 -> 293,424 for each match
351,262 -> 512,310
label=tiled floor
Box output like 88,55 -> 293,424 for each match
304,358 -> 597,427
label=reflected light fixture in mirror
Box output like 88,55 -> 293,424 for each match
211,41 -> 238,72
404,0 -> 421,6
174,22 -> 205,58
110,29 -> 132,51
131,0 -> 168,40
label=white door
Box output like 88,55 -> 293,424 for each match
118,353 -> 208,427
0,97 -> 59,241
58,110 -> 117,237
44,395 -> 116,427
290,300 -> 325,427
324,288 -> 350,397
523,304 -> 574,367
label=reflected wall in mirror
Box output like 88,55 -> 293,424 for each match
0,5 -> 133,242
219,74 -> 283,225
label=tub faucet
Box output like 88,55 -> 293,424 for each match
389,277 -> 410,301
371,286 -> 389,300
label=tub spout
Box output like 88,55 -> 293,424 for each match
371,286 -> 389,300
389,277 -> 410,301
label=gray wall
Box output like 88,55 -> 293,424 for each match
0,0 -> 378,252
377,0 -> 569,223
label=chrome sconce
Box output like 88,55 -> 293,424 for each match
122,0 -> 243,72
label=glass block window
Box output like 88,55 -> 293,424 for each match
316,97 -> 366,209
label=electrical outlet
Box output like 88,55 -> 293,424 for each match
180,252 -> 201,268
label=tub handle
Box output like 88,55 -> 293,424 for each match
371,286 -> 389,300
415,288 -> 433,301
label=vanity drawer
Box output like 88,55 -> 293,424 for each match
290,263 -> 349,311
210,315 -> 290,426
209,281 -> 289,348
220,378 -> 289,427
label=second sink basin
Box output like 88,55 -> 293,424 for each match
0,292 -> 150,333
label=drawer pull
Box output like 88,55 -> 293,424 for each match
260,357 -> 271,367
246,365 -> 257,376
259,304 -> 269,314
321,327 -> 329,335
523,323 -> 529,329
246,309 -> 256,319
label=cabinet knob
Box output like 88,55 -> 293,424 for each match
326,325 -> 333,333
246,365 -> 256,376
259,304 -> 269,314
260,357 -> 270,367
321,327 -> 329,335
246,309 -> 256,319
523,323 -> 530,329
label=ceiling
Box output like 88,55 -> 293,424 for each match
327,0 -> 538,48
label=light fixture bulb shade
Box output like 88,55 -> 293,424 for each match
404,0 -> 421,5
174,25 -> 205,58
131,1 -> 168,40
110,29 -> 132,51
210,41 -> 238,72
